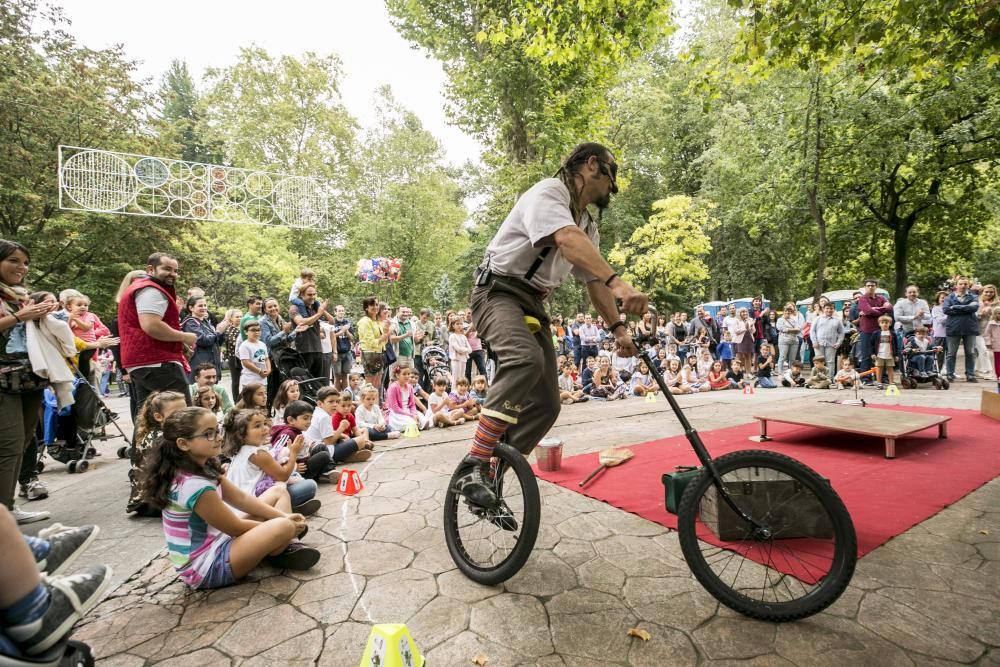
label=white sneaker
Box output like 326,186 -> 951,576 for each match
13,506 -> 51,525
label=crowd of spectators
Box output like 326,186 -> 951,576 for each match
2,238 -> 998,657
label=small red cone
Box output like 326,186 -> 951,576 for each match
743,384 -> 755,395
337,468 -> 364,496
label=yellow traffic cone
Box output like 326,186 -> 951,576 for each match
358,624 -> 424,667
885,384 -> 900,396
403,422 -> 420,438
644,391 -> 656,403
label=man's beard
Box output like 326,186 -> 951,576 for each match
594,193 -> 611,210
149,273 -> 174,288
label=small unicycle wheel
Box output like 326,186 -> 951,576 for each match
443,442 -> 541,585
676,450 -> 857,622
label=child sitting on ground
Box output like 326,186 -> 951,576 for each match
806,356 -> 831,389
469,375 -> 488,406
332,393 -> 387,446
697,348 -> 714,378
193,386 -> 222,416
143,407 -> 318,588
223,409 -> 320,516
834,357 -> 857,389
559,362 -> 589,404
385,366 -> 427,432
269,400 -> 335,483
727,359 -> 748,389
447,376 -> 482,419
304,386 -> 371,463
425,377 -> 466,426
707,360 -> 730,391
354,386 -> 403,436
127,391 -> 189,516
342,373 -> 363,404
630,360 -> 658,397
271,379 -> 300,424
663,358 -> 693,394
755,343 -> 777,388
683,354 -> 705,392
782,360 -> 806,387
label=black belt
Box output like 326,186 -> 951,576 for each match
474,269 -> 547,299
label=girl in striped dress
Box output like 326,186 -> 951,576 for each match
142,407 -> 319,589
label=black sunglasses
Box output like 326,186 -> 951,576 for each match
597,159 -> 619,193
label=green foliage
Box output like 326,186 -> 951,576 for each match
608,195 -> 713,296
727,0 -> 1000,80
168,223 -> 300,308
158,60 -> 221,164
315,89 -> 470,311
0,0 -> 193,313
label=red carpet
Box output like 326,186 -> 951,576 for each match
535,406 -> 999,566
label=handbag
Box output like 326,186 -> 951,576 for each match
0,353 -> 49,394
383,342 -> 397,366
662,465 -> 702,514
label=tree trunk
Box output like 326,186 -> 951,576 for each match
893,223 -> 909,299
805,73 -> 827,302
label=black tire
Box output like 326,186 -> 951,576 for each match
36,460 -> 45,473
443,443 -> 541,585
941,379 -> 950,390
117,446 -> 128,459
677,450 -> 856,622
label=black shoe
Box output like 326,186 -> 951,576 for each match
267,542 -> 320,570
967,377 -> 979,383
451,456 -> 498,508
292,498 -> 321,517
466,498 -> 518,531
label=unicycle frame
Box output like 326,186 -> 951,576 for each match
634,317 -> 765,532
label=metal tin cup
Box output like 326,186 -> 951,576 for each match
535,437 -> 564,472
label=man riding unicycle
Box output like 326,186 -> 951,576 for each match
452,142 -> 649,516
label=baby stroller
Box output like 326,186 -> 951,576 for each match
270,339 -> 326,406
899,346 -> 950,390
421,345 -> 452,391
39,375 -> 131,474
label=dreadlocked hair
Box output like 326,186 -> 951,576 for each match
553,142 -> 613,222
135,390 -> 188,444
221,408 -> 267,458
141,407 -> 223,509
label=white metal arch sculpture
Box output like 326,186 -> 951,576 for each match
58,146 -> 330,229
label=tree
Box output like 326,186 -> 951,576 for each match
317,89 -> 470,310
0,0 -> 190,313
433,273 -> 456,312
727,0 -> 999,80
608,195 -> 713,304
199,47 -> 358,228
158,60 -> 220,164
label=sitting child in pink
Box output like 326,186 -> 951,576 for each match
384,367 -> 425,432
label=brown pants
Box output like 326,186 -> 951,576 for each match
470,276 -> 560,455
0,391 -> 42,509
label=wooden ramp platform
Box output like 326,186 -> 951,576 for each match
751,403 -> 950,458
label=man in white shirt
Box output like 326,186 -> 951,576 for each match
452,142 -> 648,513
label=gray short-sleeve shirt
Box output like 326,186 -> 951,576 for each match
482,178 -> 600,290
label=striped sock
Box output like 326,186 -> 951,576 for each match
468,415 -> 509,462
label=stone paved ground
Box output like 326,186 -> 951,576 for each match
53,380 -> 999,665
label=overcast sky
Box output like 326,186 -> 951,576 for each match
57,0 -> 484,167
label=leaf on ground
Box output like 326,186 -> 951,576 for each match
980,529 -> 990,535
627,627 -> 652,641
471,654 -> 489,666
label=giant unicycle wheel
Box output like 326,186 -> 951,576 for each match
444,442 -> 541,585
676,450 -> 857,621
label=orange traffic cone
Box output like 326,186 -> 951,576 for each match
337,468 -> 364,496
743,384 -> 755,395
